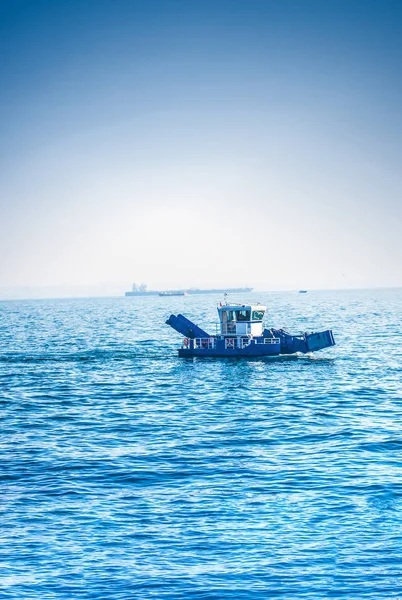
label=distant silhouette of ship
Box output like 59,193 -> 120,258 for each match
159,291 -> 187,297
299,290 -> 308,293
186,287 -> 253,295
125,283 -> 253,297
125,283 -> 158,297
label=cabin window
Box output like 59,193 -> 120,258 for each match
236,310 -> 251,322
252,310 -> 265,321
226,311 -> 236,321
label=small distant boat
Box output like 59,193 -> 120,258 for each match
299,290 -> 308,294
166,296 -> 335,357
159,291 -> 187,297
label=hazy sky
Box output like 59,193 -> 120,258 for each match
1,0 -> 401,293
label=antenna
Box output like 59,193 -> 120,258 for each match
224,292 -> 228,305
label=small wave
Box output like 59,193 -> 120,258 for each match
0,348 -> 172,364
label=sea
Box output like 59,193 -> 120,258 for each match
1,288 -> 402,599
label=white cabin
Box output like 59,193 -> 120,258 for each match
217,304 -> 266,337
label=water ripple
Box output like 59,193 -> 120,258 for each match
1,289 -> 402,598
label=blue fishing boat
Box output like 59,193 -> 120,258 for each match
166,296 -> 335,357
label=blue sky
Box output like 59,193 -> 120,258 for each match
1,0 -> 401,293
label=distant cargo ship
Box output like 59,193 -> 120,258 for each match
125,284 -> 253,297
159,291 -> 187,297
186,287 -> 253,295
125,284 -> 158,297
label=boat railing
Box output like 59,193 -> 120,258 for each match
194,338 -> 216,349
182,336 -> 280,350
225,337 -> 251,349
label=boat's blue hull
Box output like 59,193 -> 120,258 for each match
178,338 -> 281,357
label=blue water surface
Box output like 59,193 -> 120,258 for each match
1,289 -> 402,599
